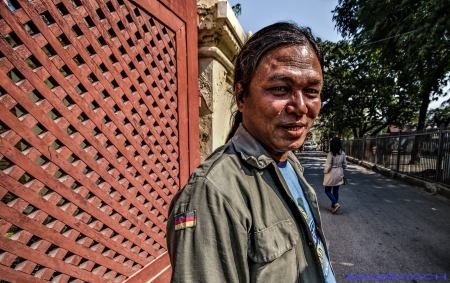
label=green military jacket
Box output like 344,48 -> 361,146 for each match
167,125 -> 332,282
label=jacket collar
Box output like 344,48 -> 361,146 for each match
231,124 -> 303,172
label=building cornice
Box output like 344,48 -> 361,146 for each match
197,0 -> 246,75
198,46 -> 234,80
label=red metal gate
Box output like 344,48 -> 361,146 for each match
0,0 -> 198,281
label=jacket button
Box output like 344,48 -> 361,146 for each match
308,242 -> 313,247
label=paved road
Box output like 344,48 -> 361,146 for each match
297,152 -> 450,282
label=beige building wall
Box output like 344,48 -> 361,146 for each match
197,0 -> 247,161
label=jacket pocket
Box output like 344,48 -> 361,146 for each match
247,219 -> 298,263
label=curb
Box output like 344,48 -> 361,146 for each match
346,156 -> 450,200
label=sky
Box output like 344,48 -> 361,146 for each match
228,0 -> 342,42
227,0 -> 447,109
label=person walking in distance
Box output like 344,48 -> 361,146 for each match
323,137 -> 347,213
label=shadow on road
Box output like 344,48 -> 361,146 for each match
297,151 -> 450,282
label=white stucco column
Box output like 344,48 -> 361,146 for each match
197,0 -> 246,160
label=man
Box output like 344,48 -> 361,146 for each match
167,22 -> 335,283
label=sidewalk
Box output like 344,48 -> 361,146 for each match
298,152 -> 450,282
345,155 -> 450,200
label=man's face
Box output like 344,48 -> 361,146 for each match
237,44 -> 323,161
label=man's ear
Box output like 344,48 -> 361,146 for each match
235,83 -> 244,111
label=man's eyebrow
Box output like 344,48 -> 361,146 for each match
267,73 -> 323,85
267,73 -> 294,82
308,79 -> 324,85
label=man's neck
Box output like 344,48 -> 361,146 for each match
268,152 -> 289,162
240,124 -> 289,162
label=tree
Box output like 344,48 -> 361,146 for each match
317,39 -> 419,138
333,0 -> 450,133
231,4 -> 241,17
426,105 -> 450,128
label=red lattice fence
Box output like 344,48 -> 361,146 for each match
0,0 -> 198,281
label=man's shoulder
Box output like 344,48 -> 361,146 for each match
176,142 -> 245,195
195,142 -> 241,178
169,141 -> 251,215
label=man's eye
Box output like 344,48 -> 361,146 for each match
304,88 -> 320,95
270,86 -> 288,92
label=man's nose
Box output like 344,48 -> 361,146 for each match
286,91 -> 307,115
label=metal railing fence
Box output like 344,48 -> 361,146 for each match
342,125 -> 450,186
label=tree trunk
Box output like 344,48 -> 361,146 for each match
370,120 -> 391,136
409,90 -> 431,163
417,91 -> 430,131
352,127 -> 358,139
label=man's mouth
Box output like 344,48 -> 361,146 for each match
284,126 -> 303,131
280,123 -> 308,137
281,123 -> 306,131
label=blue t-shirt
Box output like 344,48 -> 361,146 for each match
278,160 -> 336,283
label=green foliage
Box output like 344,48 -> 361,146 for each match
333,0 -> 450,131
426,105 -> 450,128
316,39 -> 420,138
232,4 -> 241,17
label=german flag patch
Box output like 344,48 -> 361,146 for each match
174,211 -> 196,231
